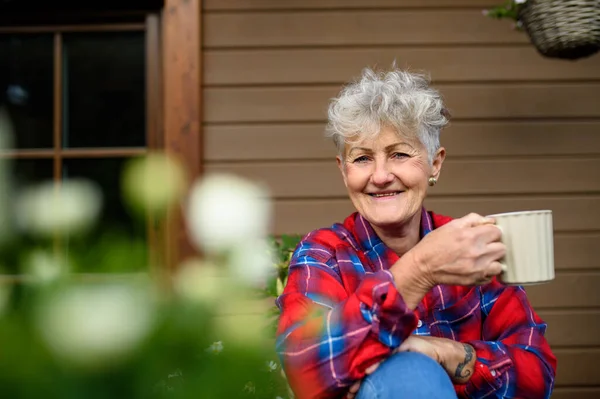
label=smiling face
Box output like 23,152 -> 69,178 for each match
337,126 -> 445,230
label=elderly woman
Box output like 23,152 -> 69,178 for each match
275,68 -> 557,399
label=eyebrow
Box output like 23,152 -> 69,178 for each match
348,142 -> 413,155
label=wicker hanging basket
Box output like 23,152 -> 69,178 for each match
518,0 -> 600,60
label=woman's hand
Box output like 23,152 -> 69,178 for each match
398,336 -> 476,384
346,335 -> 477,397
411,213 -> 506,288
346,360 -> 384,399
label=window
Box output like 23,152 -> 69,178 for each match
0,19 -> 161,273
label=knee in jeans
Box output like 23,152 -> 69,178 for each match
357,352 -> 455,399
382,351 -> 447,380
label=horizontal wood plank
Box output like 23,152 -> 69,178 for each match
204,121 -> 600,161
551,388 -> 600,399
554,233 -> 600,270
204,84 -> 600,123
271,196 -> 600,234
555,349 -> 600,386
205,47 -> 600,85
526,273 -> 600,310
204,10 -> 524,48
204,0 -> 500,11
205,158 -> 600,197
540,310 -> 600,347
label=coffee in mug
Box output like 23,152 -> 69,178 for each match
486,210 -> 555,286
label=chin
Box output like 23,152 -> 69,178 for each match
360,204 -> 421,229
362,210 -> 410,228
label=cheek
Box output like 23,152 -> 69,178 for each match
344,165 -> 370,190
396,161 -> 430,187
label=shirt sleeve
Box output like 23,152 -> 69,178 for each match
275,247 -> 418,399
455,280 -> 557,399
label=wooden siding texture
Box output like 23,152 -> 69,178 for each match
202,1 -> 600,396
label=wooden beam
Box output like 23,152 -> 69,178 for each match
162,0 -> 202,268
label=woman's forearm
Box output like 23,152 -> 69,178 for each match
389,250 -> 431,310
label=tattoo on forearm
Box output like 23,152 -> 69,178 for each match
454,344 -> 474,380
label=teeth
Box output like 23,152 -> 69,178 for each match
372,192 -> 398,197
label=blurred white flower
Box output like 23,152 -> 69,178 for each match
266,360 -> 278,372
173,258 -> 230,304
168,369 -> 183,379
16,179 -> 102,237
514,0 -> 527,4
122,153 -> 186,215
243,382 -> 256,394
186,173 -> 272,254
36,282 -> 154,369
25,250 -> 68,285
228,238 -> 277,285
206,341 -> 224,354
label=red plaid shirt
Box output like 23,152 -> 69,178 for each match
276,210 -> 557,399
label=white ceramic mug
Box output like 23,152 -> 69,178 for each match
486,210 -> 555,286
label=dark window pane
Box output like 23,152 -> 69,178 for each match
0,34 -> 54,149
62,158 -> 147,273
0,159 -> 53,274
62,158 -> 145,239
63,32 -> 145,148
13,159 -> 54,187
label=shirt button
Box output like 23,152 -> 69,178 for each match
417,320 -> 423,328
491,370 -> 497,377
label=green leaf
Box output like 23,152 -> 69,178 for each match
281,234 -> 302,252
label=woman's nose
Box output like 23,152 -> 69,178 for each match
371,160 -> 394,185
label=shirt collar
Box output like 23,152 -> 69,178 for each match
352,208 -> 434,269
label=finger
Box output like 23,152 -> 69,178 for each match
459,213 -> 494,228
474,261 -> 505,285
487,261 -> 505,276
365,362 -> 380,375
474,276 -> 493,286
398,338 -> 413,352
476,242 -> 507,266
472,224 -> 503,244
349,381 -> 361,394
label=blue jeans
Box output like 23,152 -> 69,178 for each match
356,352 -> 457,399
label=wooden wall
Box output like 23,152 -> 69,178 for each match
201,1 -> 600,397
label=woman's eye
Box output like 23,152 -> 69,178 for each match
352,155 -> 370,163
392,152 -> 409,159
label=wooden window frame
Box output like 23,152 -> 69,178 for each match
161,0 -> 202,269
0,0 -> 203,271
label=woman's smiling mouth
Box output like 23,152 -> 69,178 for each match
368,191 -> 403,198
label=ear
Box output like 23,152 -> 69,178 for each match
336,156 -> 348,187
431,147 -> 446,180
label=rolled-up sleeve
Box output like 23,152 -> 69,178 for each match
276,248 -> 417,399
456,282 -> 557,399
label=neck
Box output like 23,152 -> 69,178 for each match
371,209 -> 423,257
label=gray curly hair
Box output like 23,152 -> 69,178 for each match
325,67 -> 449,163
